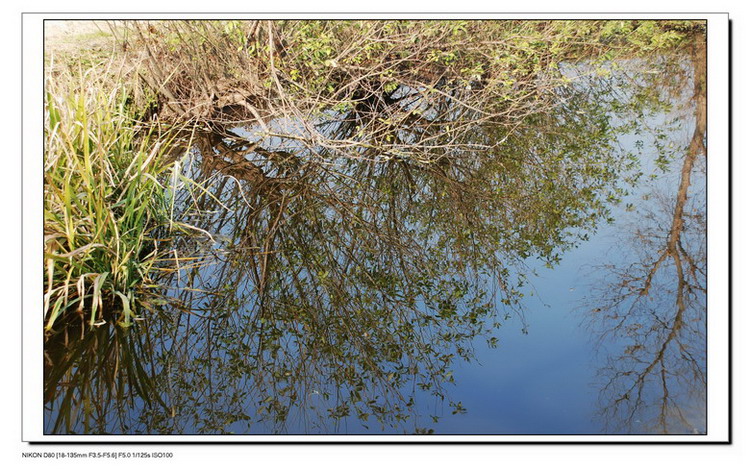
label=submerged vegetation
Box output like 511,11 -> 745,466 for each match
43,19 -> 706,434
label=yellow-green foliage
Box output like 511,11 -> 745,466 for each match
43,19 -> 705,332
130,20 -> 704,121
44,64 -> 178,330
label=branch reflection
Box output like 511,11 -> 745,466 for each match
44,51 -> 694,434
586,39 -> 706,434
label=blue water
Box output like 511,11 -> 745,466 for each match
44,78 -> 707,436
427,224 -> 616,434
412,132 -> 706,435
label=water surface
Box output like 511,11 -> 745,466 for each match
43,58 -> 707,435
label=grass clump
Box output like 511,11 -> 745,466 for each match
44,63 -> 181,330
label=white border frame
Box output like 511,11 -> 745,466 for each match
22,12 -> 730,443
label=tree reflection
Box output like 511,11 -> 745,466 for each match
586,38 -> 706,434
44,43 -> 694,434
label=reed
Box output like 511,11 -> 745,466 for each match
44,62 -> 182,330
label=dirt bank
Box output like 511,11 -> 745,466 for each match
44,20 -> 120,58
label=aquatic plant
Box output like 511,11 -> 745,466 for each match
43,62 -> 186,329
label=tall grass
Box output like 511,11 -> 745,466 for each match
44,63 -> 181,330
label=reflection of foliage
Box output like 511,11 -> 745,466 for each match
44,322 -> 169,434
45,71 -> 642,432
124,71 -> 646,433
586,37 -> 706,434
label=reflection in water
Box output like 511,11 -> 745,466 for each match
44,321 -> 168,434
44,47 -> 706,434
586,41 -> 706,434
